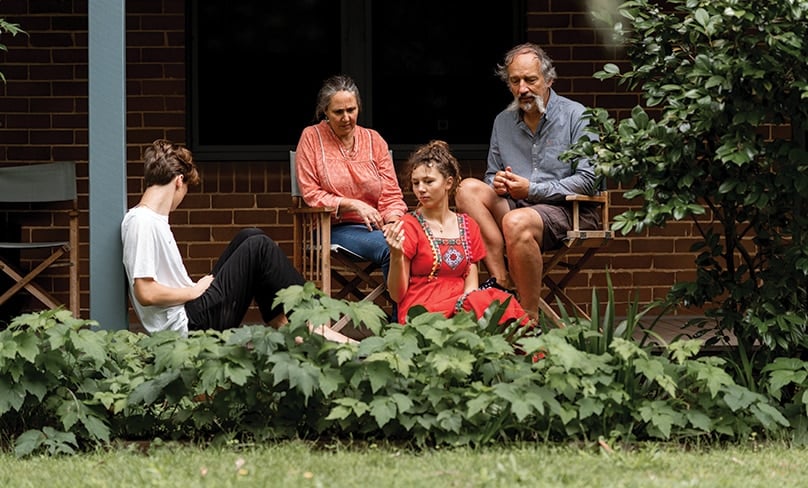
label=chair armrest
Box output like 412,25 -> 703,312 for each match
565,193 -> 607,204
288,205 -> 335,215
565,191 -> 610,233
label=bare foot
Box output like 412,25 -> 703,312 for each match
308,322 -> 359,344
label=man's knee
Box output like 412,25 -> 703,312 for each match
502,210 -> 542,244
456,178 -> 487,207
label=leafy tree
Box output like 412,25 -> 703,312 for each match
569,0 -> 808,376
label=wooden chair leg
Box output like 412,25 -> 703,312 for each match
0,247 -> 67,310
538,298 -> 564,328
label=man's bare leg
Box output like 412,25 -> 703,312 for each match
456,178 -> 514,289
502,208 -> 545,321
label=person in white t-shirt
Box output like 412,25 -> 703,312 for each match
121,138 -> 355,343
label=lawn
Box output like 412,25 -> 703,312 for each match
1,440 -> 807,487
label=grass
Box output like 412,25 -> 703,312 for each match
1,439 -> 808,487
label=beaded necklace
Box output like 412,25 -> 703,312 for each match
414,210 -> 473,281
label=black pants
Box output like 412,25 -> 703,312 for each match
185,228 -> 305,331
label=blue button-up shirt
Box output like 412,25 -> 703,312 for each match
486,89 -> 598,203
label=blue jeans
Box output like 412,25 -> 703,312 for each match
331,224 -> 391,277
331,223 -> 396,320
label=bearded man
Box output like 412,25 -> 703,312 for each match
455,43 -> 600,322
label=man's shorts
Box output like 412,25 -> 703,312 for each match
507,198 -> 602,251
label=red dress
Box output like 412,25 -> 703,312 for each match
396,211 -> 529,326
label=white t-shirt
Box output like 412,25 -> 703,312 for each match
121,206 -> 194,336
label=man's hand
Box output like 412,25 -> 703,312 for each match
494,166 -> 530,200
193,274 -> 214,297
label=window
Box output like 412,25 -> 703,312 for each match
187,1 -> 524,160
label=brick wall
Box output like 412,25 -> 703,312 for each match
0,0 -> 705,327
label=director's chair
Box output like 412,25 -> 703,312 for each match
0,161 -> 80,317
539,190 -> 612,327
288,151 -> 389,332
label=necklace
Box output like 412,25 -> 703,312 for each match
414,211 -> 471,281
427,214 -> 449,234
338,138 -> 355,159
330,125 -> 356,159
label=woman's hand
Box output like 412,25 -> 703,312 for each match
384,220 -> 405,251
347,199 -> 384,231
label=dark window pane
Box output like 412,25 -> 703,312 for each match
191,1 -> 340,148
187,1 -> 523,160
371,2 -> 519,147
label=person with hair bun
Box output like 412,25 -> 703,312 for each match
384,140 -> 531,327
121,139 -> 355,343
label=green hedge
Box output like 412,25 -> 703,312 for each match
0,283 -> 799,457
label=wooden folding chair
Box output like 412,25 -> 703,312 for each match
539,190 -> 612,327
288,151 -> 388,331
0,162 -> 80,317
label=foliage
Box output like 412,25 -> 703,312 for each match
568,1 -> 808,370
0,284 -> 794,457
0,16 -> 27,83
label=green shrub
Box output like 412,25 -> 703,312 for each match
0,283 -> 793,457
570,0 -> 808,367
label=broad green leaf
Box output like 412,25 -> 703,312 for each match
223,362 -> 252,386
0,377 -> 26,414
638,400 -> 680,439
14,429 -> 46,458
722,385 -> 760,411
369,396 -> 397,428
429,348 -> 475,378
578,396 -> 604,420
12,331 -> 39,363
318,368 -> 344,397
274,361 -> 319,401
391,393 -> 414,415
750,403 -> 790,429
467,392 -> 495,418
128,370 -> 181,405
363,360 -> 395,394
80,414 -> 111,443
436,409 -> 462,434
686,409 -> 712,431
767,370 -> 807,393
71,329 -> 107,368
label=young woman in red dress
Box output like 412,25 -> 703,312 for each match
384,140 -> 531,326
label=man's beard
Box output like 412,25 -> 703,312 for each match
507,93 -> 546,114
